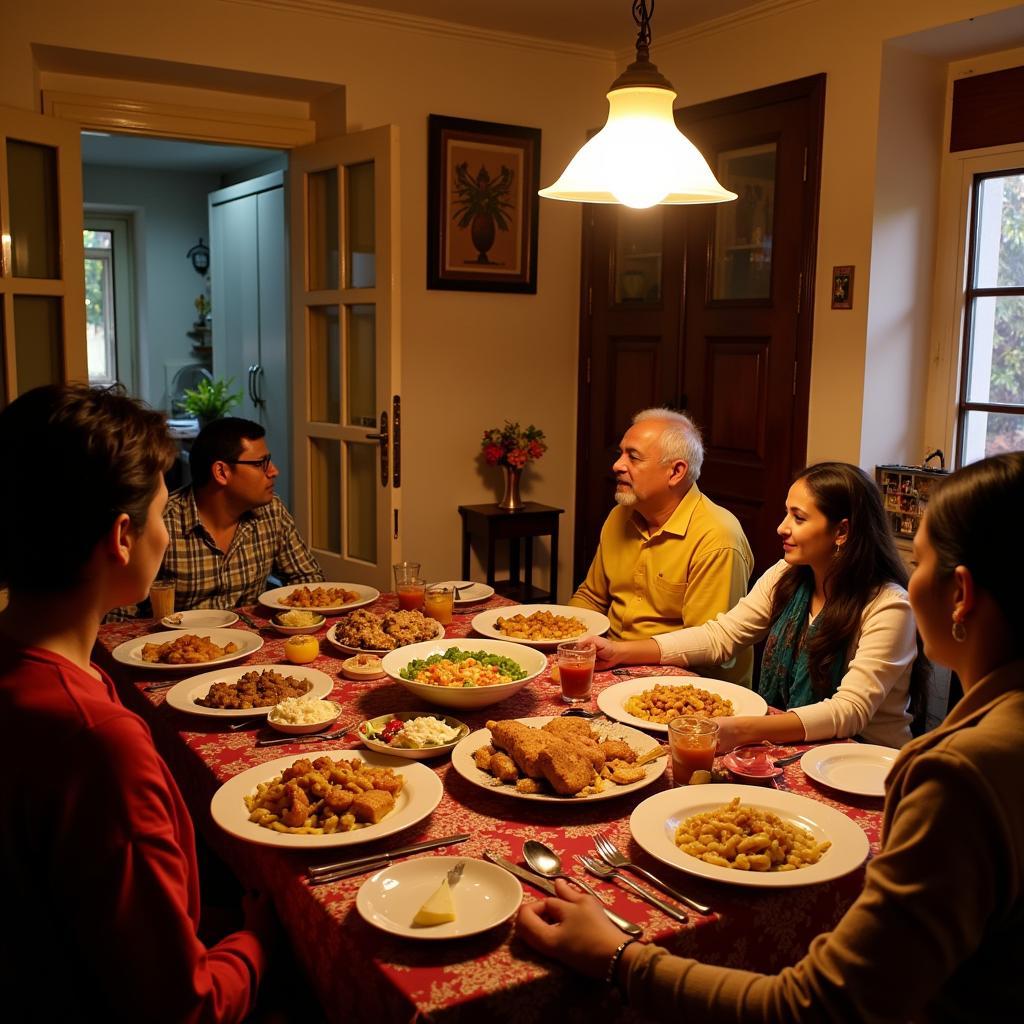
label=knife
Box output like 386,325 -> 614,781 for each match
309,833 -> 471,877
255,725 -> 354,748
485,852 -> 643,938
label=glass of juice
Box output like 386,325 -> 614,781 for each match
668,716 -> 719,785
396,576 -> 426,611
393,561 -> 422,590
423,584 -> 454,625
149,579 -> 176,621
555,640 -> 596,704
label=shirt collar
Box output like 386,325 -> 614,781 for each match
179,487 -> 259,537
631,483 -> 702,540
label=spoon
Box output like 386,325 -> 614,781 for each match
522,841 -> 642,937
559,707 -> 603,719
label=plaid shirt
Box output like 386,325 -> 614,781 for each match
161,488 -> 324,610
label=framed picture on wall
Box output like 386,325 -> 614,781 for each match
831,265 -> 854,309
427,114 -> 541,293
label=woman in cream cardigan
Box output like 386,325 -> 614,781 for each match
519,453 -> 1024,1020
594,462 -> 927,750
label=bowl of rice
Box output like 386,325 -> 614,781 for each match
381,638 -> 546,709
267,695 -> 341,734
357,711 -> 470,759
270,609 -> 327,636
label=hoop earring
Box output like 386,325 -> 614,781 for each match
951,619 -> 967,643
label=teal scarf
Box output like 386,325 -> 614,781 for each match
759,578 -> 845,709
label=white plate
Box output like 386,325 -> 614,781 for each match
111,628 -> 263,671
325,617 -> 445,656
800,743 -> 897,798
164,664 -> 335,719
210,748 -> 443,849
382,639 -> 547,710
630,784 -> 870,888
597,675 -> 768,733
471,604 -> 610,648
258,582 -> 380,614
357,856 -> 521,940
358,711 -> 470,759
161,609 -> 239,629
450,715 -> 668,803
431,580 -> 495,606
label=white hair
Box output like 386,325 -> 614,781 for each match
632,407 -> 704,484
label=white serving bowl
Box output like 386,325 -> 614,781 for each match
381,638 -> 547,710
268,612 -> 328,636
267,699 -> 342,734
357,711 -> 470,760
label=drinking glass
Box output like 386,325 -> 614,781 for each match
396,576 -> 426,611
668,716 -> 720,785
393,561 -> 422,589
423,585 -> 454,625
149,579 -> 176,621
555,640 -> 596,703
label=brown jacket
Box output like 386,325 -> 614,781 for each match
625,659 -> 1024,1022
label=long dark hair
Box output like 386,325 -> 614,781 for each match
926,453 -> 1024,640
769,462 -> 929,716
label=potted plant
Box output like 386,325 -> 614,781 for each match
181,377 -> 242,428
481,421 -> 546,511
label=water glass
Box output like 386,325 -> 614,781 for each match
393,561 -> 422,589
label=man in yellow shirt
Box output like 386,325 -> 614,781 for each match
570,408 -> 753,686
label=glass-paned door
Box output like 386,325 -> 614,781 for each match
0,105 -> 86,404
289,127 -> 399,588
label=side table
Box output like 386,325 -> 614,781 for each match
458,502 -> 564,603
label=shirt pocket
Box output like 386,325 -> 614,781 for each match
650,573 -> 687,616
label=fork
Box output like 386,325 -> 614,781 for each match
594,834 -> 711,914
576,855 -> 688,924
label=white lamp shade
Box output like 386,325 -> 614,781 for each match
540,87 -> 737,209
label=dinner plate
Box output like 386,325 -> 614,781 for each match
597,676 -> 768,733
161,609 -> 239,629
164,664 -> 335,719
800,743 -> 897,798
356,856 -> 521,940
431,580 -> 495,606
325,617 -> 445,656
210,748 -> 443,850
258,582 -> 380,614
629,784 -> 870,888
450,715 -> 668,803
111,628 -> 263,671
470,604 -> 609,649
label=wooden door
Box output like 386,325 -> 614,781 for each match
0,105 -> 86,405
574,76 -> 824,581
288,127 -> 400,589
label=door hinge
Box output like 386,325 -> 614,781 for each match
792,361 -> 798,397
393,508 -> 399,540
392,394 -> 401,488
796,271 -> 803,315
802,147 -> 808,183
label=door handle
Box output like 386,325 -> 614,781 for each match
253,364 -> 266,407
247,365 -> 257,405
365,411 -> 388,486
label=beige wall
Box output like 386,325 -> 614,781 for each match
1,0 -> 1018,598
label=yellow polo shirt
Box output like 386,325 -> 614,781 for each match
569,485 -> 754,686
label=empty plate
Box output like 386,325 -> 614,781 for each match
800,743 -> 898,798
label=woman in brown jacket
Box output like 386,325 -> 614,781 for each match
518,453 -> 1024,1021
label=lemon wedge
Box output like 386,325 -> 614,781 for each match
412,877 -> 456,927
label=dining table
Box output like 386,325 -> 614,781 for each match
95,592 -> 884,1024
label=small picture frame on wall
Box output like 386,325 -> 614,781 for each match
427,114 -> 541,293
831,265 -> 854,309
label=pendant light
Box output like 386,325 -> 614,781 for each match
539,0 -> 736,209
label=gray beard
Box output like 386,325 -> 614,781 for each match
614,489 -> 637,507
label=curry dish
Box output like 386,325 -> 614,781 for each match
141,633 -> 239,665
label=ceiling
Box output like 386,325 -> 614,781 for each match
344,0 -> 769,52
80,133 -> 280,173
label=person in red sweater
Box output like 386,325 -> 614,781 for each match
0,384 -> 272,1022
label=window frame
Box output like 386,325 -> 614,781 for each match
83,231 -> 117,386
955,167 -> 1024,465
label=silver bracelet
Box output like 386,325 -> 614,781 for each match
605,937 -> 639,985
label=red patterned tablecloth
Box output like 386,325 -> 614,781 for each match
96,596 -> 882,1024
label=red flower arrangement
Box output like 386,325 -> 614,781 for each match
481,421 -> 547,469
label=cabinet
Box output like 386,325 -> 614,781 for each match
875,465 -> 948,539
209,171 -> 290,503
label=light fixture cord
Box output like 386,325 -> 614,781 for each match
632,0 -> 654,61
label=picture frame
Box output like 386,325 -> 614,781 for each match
831,265 -> 854,309
427,114 -> 541,293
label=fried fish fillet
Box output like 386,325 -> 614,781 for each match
542,718 -> 594,740
489,751 -> 519,783
537,743 -> 596,795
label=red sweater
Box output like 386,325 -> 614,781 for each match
0,642 -> 266,1021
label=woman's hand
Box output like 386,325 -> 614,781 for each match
516,879 -> 626,977
713,715 -> 754,753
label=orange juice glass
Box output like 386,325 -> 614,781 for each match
423,585 -> 454,625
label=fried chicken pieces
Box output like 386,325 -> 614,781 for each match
474,717 -> 646,797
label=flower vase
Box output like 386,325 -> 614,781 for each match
498,466 -> 524,511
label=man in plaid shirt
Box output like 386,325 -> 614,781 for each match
113,418 -> 323,616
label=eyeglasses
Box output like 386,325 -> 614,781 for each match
226,454 -> 273,473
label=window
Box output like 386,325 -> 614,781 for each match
84,228 -> 116,385
958,170 -> 1024,465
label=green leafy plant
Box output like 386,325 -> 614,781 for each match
181,377 -> 242,421
451,163 -> 515,230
